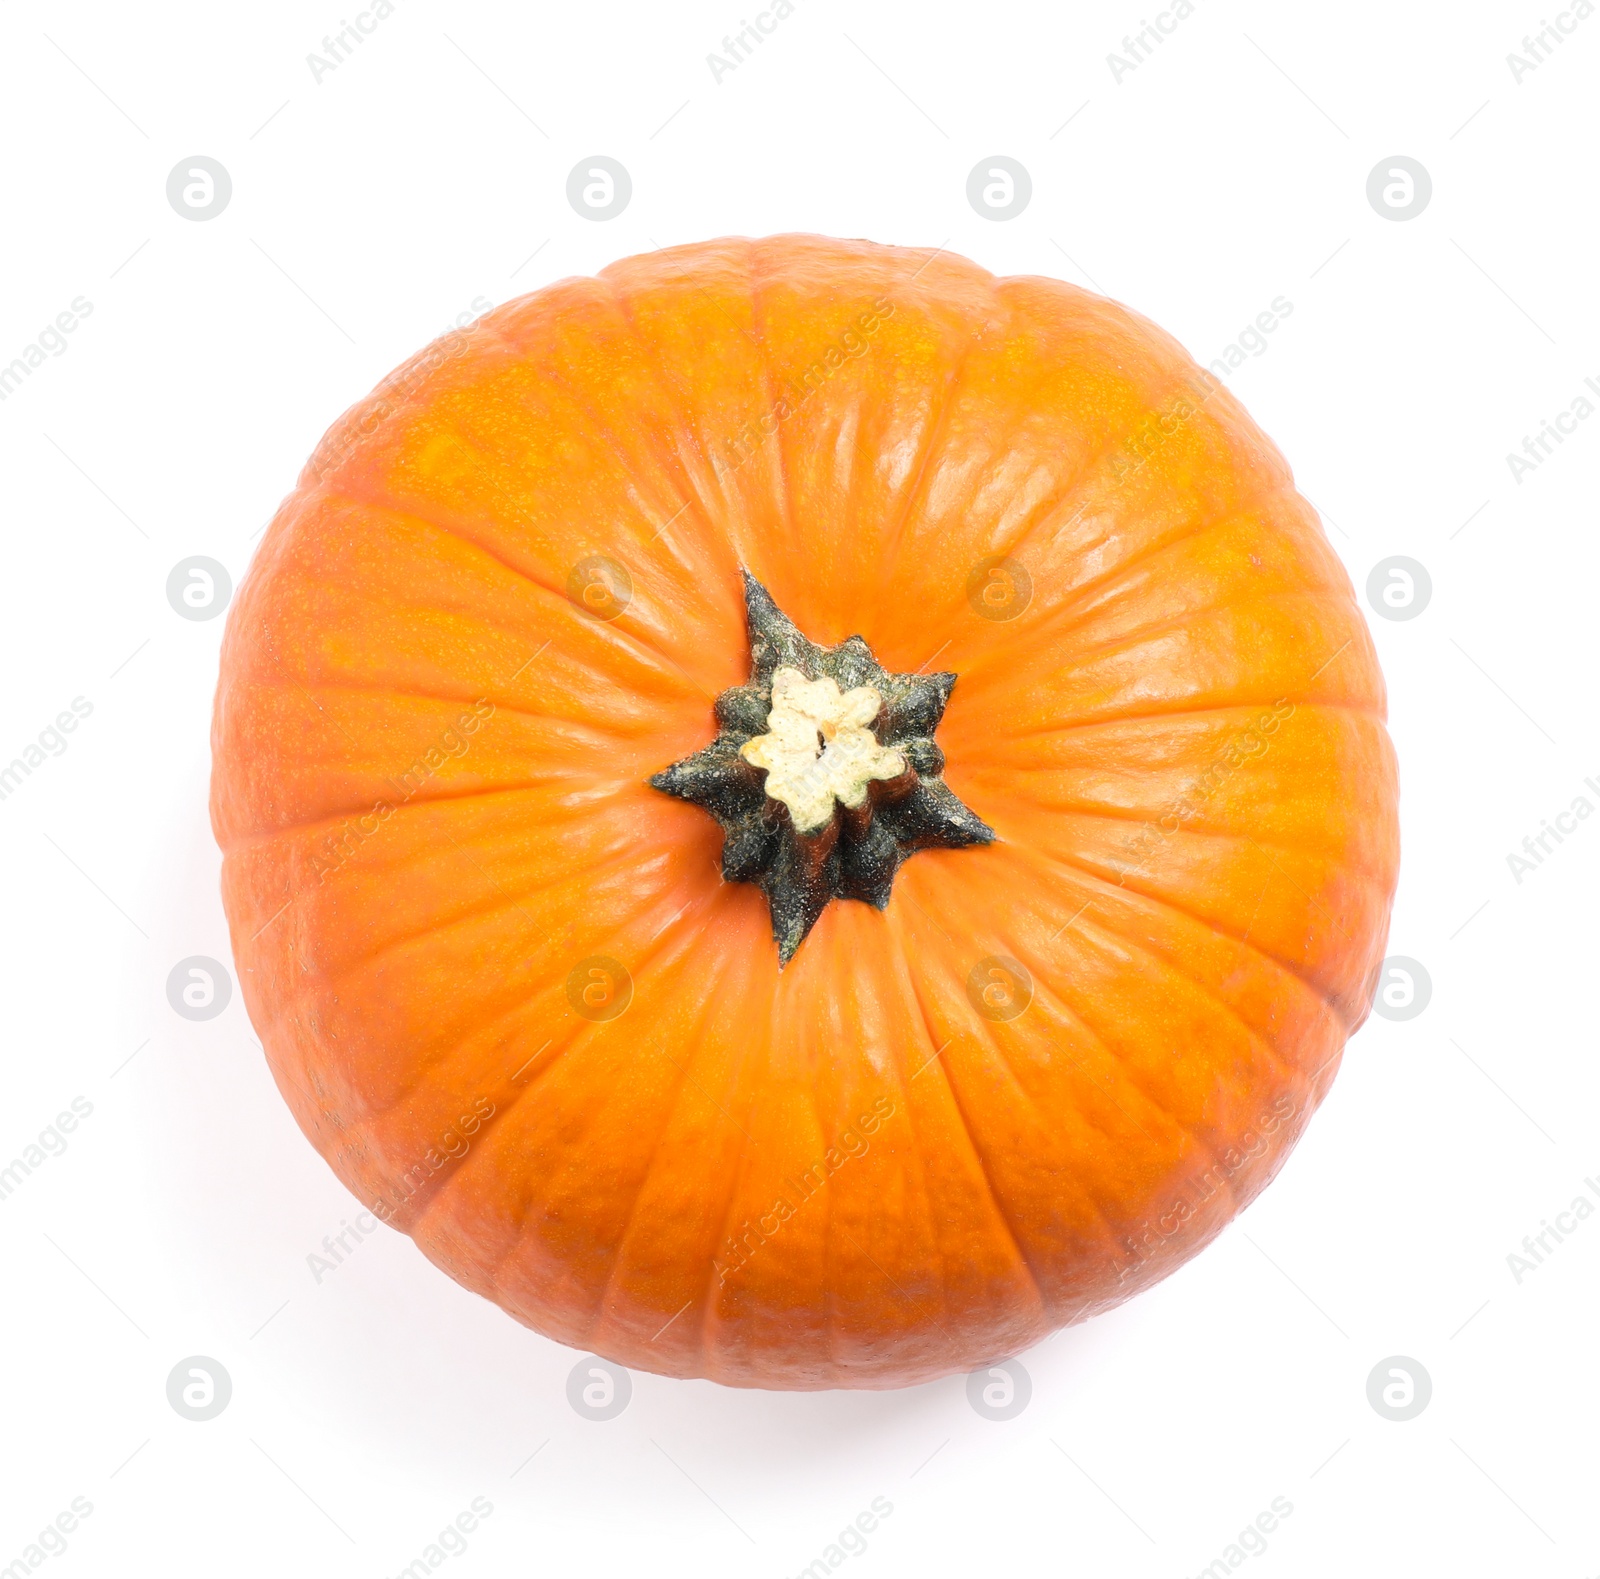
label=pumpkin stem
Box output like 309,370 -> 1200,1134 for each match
649,571 -> 995,964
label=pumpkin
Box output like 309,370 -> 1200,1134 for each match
211,235 -> 1398,1390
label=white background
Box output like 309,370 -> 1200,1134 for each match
2,1 -> 1597,1575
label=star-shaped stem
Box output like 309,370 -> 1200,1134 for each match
649,571 -> 996,964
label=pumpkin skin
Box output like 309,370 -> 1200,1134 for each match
211,234 -> 1399,1391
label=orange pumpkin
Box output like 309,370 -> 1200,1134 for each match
211,235 -> 1398,1390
